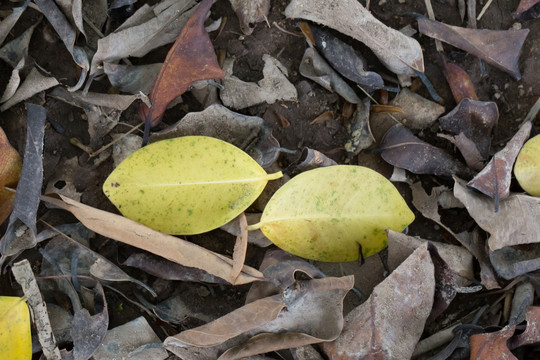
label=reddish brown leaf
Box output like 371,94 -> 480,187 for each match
469,325 -> 517,360
417,16 -> 529,79
139,0 -> 225,127
440,55 -> 478,104
509,306 -> 540,349
0,127 -> 22,224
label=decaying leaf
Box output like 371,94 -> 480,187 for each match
92,316 -> 168,360
509,306 -> 540,349
0,296 -> 31,360
308,23 -> 384,92
0,67 -> 59,112
40,193 -> 264,285
249,165 -> 414,262
104,136 -> 282,234
438,132 -> 485,171
285,0 -> 424,76
299,47 -> 361,104
489,245 -> 540,280
150,104 -> 279,168
0,16 -> 40,67
229,0 -> 270,35
0,104 -> 45,264
90,0 -> 197,77
386,88 -> 445,130
104,62 -> 162,95
344,98 -> 374,155
469,325 -> 517,360
454,177 -> 540,251
139,0 -> 225,127
440,55 -> 478,103
514,134 -> 540,196
417,16 -> 529,79
0,0 -> 30,46
379,124 -> 472,178
323,244 -> 435,360
220,55 -> 298,109
0,127 -> 22,224
468,121 -> 532,210
439,99 -> 498,160
165,276 -> 354,360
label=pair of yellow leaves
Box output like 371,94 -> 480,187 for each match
0,296 -> 31,359
103,136 -> 414,262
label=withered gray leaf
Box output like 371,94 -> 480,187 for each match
229,0 -> 270,35
104,62 -> 162,94
490,245 -> 540,280
0,67 -> 59,112
380,124 -> 472,177
439,99 -> 498,159
0,16 -> 41,67
0,0 -> 30,46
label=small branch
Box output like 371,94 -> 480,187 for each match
477,0 -> 494,21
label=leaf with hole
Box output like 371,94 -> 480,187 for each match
103,136 -> 282,235
248,165 -> 415,262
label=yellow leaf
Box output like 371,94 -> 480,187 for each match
515,134 -> 540,197
103,136 -> 282,235
0,296 -> 31,360
0,127 -> 22,224
248,165 -> 414,262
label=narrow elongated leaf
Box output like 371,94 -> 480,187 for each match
249,166 -> 414,262
514,134 -> 540,196
104,136 -> 282,235
0,296 -> 31,360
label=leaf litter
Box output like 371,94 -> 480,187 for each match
1,0 -> 540,358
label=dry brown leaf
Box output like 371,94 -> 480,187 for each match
229,0 -> 270,35
509,306 -> 540,349
470,325 -> 517,360
39,194 -> 264,285
468,121 -> 532,211
323,244 -> 435,360
0,127 -> 22,224
454,177 -> 540,251
440,55 -> 478,103
139,0 -> 225,127
388,88 -> 445,130
417,16 -> 529,79
231,213 -> 248,283
438,132 -> 485,171
285,0 -> 424,76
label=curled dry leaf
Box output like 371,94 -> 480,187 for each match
220,55 -> 298,110
229,0 -> 270,35
249,166 -> 414,262
344,98 -> 374,155
0,127 -> 22,225
469,325 -> 517,360
104,62 -> 162,95
40,193 -> 264,285
308,23 -> 385,92
299,47 -> 361,104
295,147 -> 338,171
150,104 -> 279,168
0,67 -> 59,112
285,0 -> 424,76
0,0 -> 30,46
417,16 -> 529,79
439,99 -> 498,160
323,244 -> 435,360
489,245 -> 540,280
140,0 -> 225,127
103,136 -> 282,235
467,121 -> 532,210
514,134 -> 540,196
165,276 -> 354,360
440,55 -> 478,103
379,124 -> 472,178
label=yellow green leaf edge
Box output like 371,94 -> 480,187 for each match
103,136 -> 282,235
248,165 -> 415,262
514,134 -> 540,197
0,296 -> 31,360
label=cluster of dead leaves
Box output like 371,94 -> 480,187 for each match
1,0 -> 540,359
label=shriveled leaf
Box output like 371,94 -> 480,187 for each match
299,47 -> 361,104
0,297 -> 31,360
140,0 -> 225,127
40,193 -> 264,285
309,23 -> 384,92
454,177 -> 540,251
380,124 -> 472,178
229,0 -> 270,35
417,16 -> 529,79
0,17 -> 40,68
0,0 -> 30,46
150,104 -> 279,168
249,165 -> 414,262
104,136 -> 282,234
468,121 -> 532,210
489,245 -> 540,280
0,67 -> 59,112
104,62 -> 162,94
323,244 -> 435,360
165,276 -> 354,360
509,306 -> 540,349
285,0 -> 424,75
514,134 -> 540,196
0,104 -> 45,264
470,325 -> 517,360
220,55 -> 297,110
440,99 -> 498,159
344,99 -> 374,155
0,127 -> 22,224
440,55 -> 478,103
